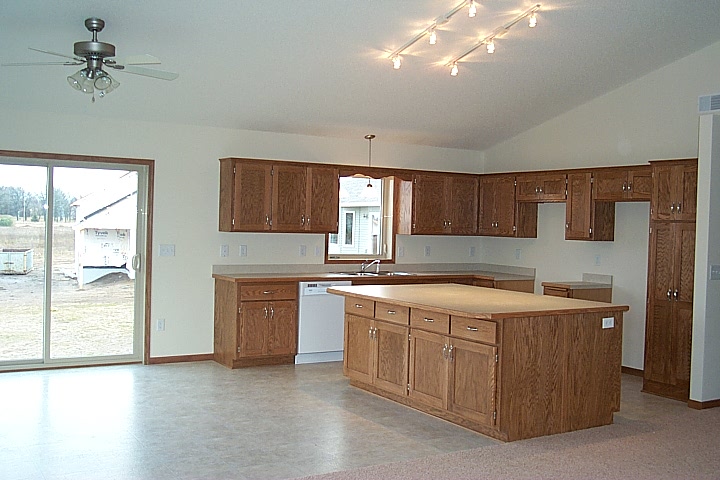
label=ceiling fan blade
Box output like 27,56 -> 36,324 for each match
29,47 -> 82,62
117,54 -> 161,65
2,61 -> 84,66
120,65 -> 179,81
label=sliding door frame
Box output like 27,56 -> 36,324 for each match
0,149 -> 154,366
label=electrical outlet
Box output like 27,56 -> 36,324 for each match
424,246 -> 431,257
711,264 -> 720,280
469,246 -> 476,257
156,318 -> 166,331
299,245 -> 307,257
515,249 -> 522,260
239,245 -> 248,257
398,246 -> 405,257
314,246 -> 322,256
220,245 -> 229,257
602,317 -> 614,329
594,254 -> 601,266
158,244 -> 175,257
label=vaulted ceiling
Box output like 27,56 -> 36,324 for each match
1,1 -> 719,151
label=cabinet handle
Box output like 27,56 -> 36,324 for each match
622,182 -> 627,192
667,289 -> 672,301
538,187 -> 543,193
269,305 -> 274,319
262,290 -> 275,295
354,304 -> 364,308
448,345 -> 454,362
677,202 -> 682,213
670,202 -> 675,213
673,289 -> 679,301
466,326 -> 479,332
307,217 -> 311,226
535,186 -> 539,194
565,223 -> 569,229
265,214 -> 270,225
300,215 -> 305,226
368,327 -> 374,339
442,344 -> 448,359
387,310 -> 396,315
264,306 -> 268,318
448,220 -> 452,227
423,317 -> 435,323
628,182 -> 632,191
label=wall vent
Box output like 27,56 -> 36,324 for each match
699,93 -> 720,114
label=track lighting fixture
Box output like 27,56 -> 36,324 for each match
450,63 -> 459,76
486,39 -> 495,54
392,55 -> 402,70
529,12 -> 538,28
468,0 -> 477,18
429,29 -> 437,45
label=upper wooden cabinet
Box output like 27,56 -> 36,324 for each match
219,158 -> 339,233
478,174 -> 537,238
565,172 -> 614,241
515,173 -> 567,202
411,173 -> 478,235
650,159 -> 698,221
593,166 -> 652,201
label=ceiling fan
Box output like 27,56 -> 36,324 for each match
2,17 -> 179,101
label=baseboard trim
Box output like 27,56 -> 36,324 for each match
688,398 -> 720,410
621,366 -> 644,377
147,354 -> 214,365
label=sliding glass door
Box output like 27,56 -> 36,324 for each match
0,159 -> 148,368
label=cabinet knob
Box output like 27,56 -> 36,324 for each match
535,186 -> 539,194
628,182 -> 632,191
265,215 -> 270,225
300,215 -> 305,226
673,289 -> 679,301
677,202 -> 682,213
622,182 -> 627,192
670,202 -> 675,213
667,289 -> 672,301
565,223 -> 569,229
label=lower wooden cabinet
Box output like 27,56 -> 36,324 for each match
214,280 -> 298,368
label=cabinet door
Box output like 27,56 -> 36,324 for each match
478,177 -> 498,235
268,300 -> 297,356
232,161 -> 273,232
373,321 -> 409,396
344,314 -> 373,384
412,174 -> 447,234
495,176 -> 517,236
447,338 -> 497,426
238,302 -> 269,357
408,329 -> 448,409
652,164 -> 674,220
565,172 -> 592,240
648,222 -> 675,302
272,164 -> 307,231
674,164 -> 697,221
448,175 -> 478,235
514,175 -> 541,201
593,169 -> 628,202
306,166 -> 339,233
537,174 -> 567,201
644,300 -> 674,386
627,168 -> 652,200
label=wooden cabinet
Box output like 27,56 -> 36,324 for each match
515,173 -> 567,202
542,282 -> 612,302
214,280 -> 298,368
593,166 -> 652,201
219,158 -> 339,233
651,159 -> 698,221
565,172 -> 615,241
478,174 -> 537,238
643,221 -> 696,401
411,173 -> 478,235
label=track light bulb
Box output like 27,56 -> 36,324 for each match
450,63 -> 458,76
429,30 -> 437,45
468,0 -> 477,18
486,40 -> 495,54
529,12 -> 537,28
392,55 -> 402,70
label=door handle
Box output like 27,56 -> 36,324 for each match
131,254 -> 141,271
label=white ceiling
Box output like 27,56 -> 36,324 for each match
1,0 -> 719,151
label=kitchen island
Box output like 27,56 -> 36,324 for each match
328,283 -> 629,442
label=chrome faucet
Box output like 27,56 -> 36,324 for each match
360,259 -> 381,273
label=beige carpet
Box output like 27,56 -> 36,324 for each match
297,376 -> 720,479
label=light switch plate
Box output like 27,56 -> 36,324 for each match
299,245 -> 307,257
424,246 -> 431,257
602,317 -> 615,329
158,244 -> 175,257
240,245 -> 248,257
710,264 -> 720,280
397,246 -> 405,257
220,245 -> 229,257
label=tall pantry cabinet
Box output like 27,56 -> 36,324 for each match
643,159 -> 698,402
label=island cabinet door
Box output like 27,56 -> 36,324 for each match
372,322 -> 410,396
447,338 -> 497,426
268,300 -> 297,356
344,314 -> 374,384
408,329 -> 449,409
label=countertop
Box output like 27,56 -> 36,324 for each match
327,283 -> 628,320
212,270 -> 534,284
541,281 -> 612,290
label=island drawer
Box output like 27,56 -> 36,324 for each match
345,297 -> 374,317
240,283 -> 297,301
451,317 -> 496,344
410,308 -> 450,334
374,302 -> 410,325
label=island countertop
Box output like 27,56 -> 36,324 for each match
327,283 -> 628,320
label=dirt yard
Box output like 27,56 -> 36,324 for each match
0,221 -> 135,362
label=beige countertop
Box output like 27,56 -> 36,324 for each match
328,283 -> 628,320
541,281 -> 612,290
212,270 -> 534,284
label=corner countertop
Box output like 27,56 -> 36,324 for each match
541,281 -> 613,290
327,283 -> 628,320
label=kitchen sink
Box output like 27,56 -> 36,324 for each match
331,271 -> 416,276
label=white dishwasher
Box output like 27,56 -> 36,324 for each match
296,280 -> 352,364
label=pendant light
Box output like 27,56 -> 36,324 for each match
364,134 -> 375,189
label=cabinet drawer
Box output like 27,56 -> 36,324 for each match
543,286 -> 569,298
345,297 -> 375,318
240,283 -> 297,301
451,317 -> 496,344
410,308 -> 450,334
375,302 -> 410,325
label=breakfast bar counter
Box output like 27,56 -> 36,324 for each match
328,283 -> 629,442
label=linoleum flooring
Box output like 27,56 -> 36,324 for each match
0,361 -> 499,479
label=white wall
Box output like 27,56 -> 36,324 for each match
0,110 -> 482,357
692,114 -> 720,402
482,41 -> 720,374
